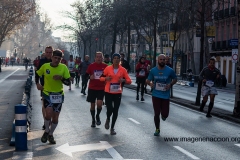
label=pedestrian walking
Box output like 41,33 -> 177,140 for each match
199,57 -> 221,118
135,56 -> 148,101
86,52 -> 108,127
100,53 -> 132,135
35,49 -> 71,144
80,55 -> 91,95
146,54 -> 177,136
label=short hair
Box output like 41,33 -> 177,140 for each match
45,46 -> 54,51
53,49 -> 63,57
209,57 -> 216,62
69,55 -> 73,58
95,51 -> 103,57
120,53 -> 125,56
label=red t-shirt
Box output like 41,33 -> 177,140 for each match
86,62 -> 108,90
136,63 -> 148,77
145,59 -> 151,66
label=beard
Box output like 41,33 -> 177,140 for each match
158,62 -> 165,67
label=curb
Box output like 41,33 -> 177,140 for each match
124,84 -> 240,124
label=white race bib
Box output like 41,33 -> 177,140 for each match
110,83 -> 121,92
206,80 -> 214,87
94,70 -> 103,79
139,70 -> 145,76
50,94 -> 62,103
155,82 -> 167,91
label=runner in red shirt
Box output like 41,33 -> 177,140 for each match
86,52 -> 108,127
142,54 -> 151,93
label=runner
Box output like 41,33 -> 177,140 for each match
67,55 -> 75,90
199,57 -> 221,118
142,54 -> 151,93
35,49 -> 70,144
135,56 -> 148,101
80,55 -> 91,95
86,52 -> 108,127
100,53 -> 132,135
146,54 -> 177,136
103,54 -> 112,66
120,53 -> 130,90
37,46 -> 53,130
74,60 -> 81,87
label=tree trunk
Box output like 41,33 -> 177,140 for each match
153,17 -> 157,67
127,18 -> 131,63
111,20 -> 118,56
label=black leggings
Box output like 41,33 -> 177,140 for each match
75,72 -> 80,84
137,77 -> 146,96
105,92 -> 122,129
81,75 -> 88,91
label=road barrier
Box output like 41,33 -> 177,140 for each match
10,67 -> 33,150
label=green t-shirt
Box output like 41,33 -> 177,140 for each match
37,63 -> 70,95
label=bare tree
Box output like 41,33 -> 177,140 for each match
0,0 -> 35,47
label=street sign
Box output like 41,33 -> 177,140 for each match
56,141 -> 142,159
232,49 -> 238,63
229,39 -> 238,46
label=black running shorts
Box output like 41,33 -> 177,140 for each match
87,89 -> 105,103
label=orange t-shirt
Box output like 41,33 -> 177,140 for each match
100,65 -> 132,94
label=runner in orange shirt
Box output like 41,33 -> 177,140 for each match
100,53 -> 132,135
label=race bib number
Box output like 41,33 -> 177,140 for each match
206,80 -> 214,87
94,70 -> 103,79
139,70 -> 145,76
155,82 -> 166,91
110,83 -> 121,92
50,94 -> 62,103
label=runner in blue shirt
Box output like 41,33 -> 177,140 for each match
146,54 -> 177,136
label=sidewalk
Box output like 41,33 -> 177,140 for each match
0,67 -> 29,159
127,73 -> 240,124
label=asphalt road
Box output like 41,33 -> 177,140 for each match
25,83 -> 240,160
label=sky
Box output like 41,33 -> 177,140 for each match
38,0 -> 83,40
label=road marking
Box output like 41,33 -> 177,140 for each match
56,141 -> 142,159
235,144 -> 240,147
174,146 -> 200,159
128,118 -> 141,124
0,68 -> 20,83
12,152 -> 33,160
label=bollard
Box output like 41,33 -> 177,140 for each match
189,77 -> 195,87
15,104 -> 28,151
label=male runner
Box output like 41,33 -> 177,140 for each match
67,55 -> 75,90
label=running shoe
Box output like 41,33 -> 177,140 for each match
206,113 -> 212,118
41,132 -> 49,143
91,121 -> 96,127
154,129 -> 160,136
48,135 -> 56,144
96,116 -> 101,125
105,119 -> 110,130
161,116 -> 166,121
110,128 -> 116,135
136,95 -> 139,101
42,124 -> 45,130
141,97 -> 145,101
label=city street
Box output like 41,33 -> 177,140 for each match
26,81 -> 240,159
0,66 -> 239,160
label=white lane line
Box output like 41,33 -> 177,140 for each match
235,144 -> 240,147
174,146 -> 200,160
0,68 -> 20,83
128,118 -> 141,124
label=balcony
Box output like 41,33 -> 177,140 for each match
222,40 -> 226,50
230,7 -> 236,16
214,11 -> 218,20
216,41 -> 221,50
218,10 -> 224,19
211,42 -> 216,50
224,8 -> 229,17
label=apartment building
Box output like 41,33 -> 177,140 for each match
211,0 -> 237,84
